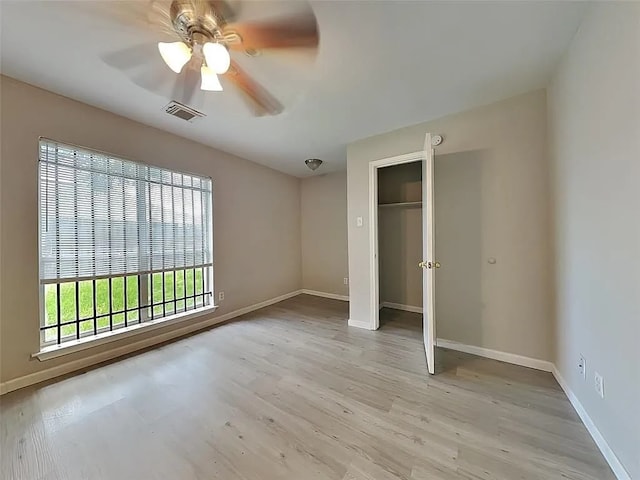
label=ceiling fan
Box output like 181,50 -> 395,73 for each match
103,0 -> 319,116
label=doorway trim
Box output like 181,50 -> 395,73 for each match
368,150 -> 426,330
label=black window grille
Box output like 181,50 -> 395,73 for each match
41,267 -> 212,345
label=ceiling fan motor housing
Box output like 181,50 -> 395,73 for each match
153,0 -> 318,116
170,0 -> 226,46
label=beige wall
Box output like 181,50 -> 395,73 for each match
0,76 -> 302,383
300,172 -> 348,297
347,90 -> 553,361
548,4 -> 640,478
433,151 -> 485,345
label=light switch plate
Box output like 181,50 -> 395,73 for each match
356,216 -> 363,227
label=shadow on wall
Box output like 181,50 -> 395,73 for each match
434,150 -> 485,347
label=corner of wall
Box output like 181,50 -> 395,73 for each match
297,175 -> 304,291
299,171 -> 349,297
544,86 -> 560,368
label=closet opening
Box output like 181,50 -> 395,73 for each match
377,161 -> 423,328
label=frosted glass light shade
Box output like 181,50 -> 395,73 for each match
203,42 -> 231,74
158,41 -> 192,73
305,158 -> 323,171
200,66 -> 223,91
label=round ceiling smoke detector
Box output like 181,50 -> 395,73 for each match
305,158 -> 323,171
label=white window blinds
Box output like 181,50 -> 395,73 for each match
39,139 -> 213,284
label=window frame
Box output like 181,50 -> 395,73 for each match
36,137 -> 216,356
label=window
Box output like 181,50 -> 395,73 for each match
38,138 -> 213,347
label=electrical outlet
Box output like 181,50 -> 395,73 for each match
218,291 -> 225,301
594,372 -> 604,398
343,277 -> 349,285
578,355 -> 586,380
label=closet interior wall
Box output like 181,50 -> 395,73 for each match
377,162 -> 423,312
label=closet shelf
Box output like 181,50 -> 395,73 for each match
378,201 -> 422,208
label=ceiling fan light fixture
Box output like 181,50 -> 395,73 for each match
158,41 -> 192,73
305,158 -> 323,171
203,42 -> 231,74
200,66 -> 223,91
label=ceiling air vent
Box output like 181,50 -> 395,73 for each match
163,101 -> 206,122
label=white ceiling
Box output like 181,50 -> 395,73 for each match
0,1 -> 586,177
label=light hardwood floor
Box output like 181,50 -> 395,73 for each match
1,294 -> 614,480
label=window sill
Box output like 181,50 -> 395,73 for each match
33,305 -> 218,361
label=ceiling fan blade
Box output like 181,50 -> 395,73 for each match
206,0 -> 241,24
102,42 -> 199,103
74,0 -> 176,37
102,43 -> 160,71
102,43 -> 175,96
132,64 -> 178,97
223,12 -> 319,51
224,60 -> 283,116
172,56 -> 202,105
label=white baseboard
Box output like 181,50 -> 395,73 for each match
436,338 -> 554,372
216,290 -> 303,320
301,289 -> 349,302
381,302 -> 423,313
0,290 -> 303,396
348,318 -> 375,330
552,367 -> 631,480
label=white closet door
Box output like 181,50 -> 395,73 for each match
421,133 -> 437,375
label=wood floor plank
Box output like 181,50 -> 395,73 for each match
0,295 -> 615,479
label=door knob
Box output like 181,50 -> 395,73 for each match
419,261 -> 441,269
